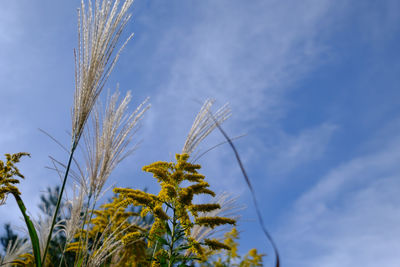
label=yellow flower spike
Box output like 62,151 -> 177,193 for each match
0,153 -> 30,204
115,198 -> 131,208
143,161 -> 172,170
178,187 -> 193,206
113,187 -> 136,194
184,173 -> 205,182
143,167 -> 170,183
126,192 -> 156,206
190,203 -> 221,213
121,231 -> 142,245
140,206 -> 151,217
170,170 -> 184,183
14,253 -> 34,266
187,181 -> 216,197
188,239 -> 206,261
153,205 -> 169,221
195,216 -> 236,229
65,241 -> 84,252
242,248 -> 266,266
158,184 -> 177,202
148,218 -> 166,247
182,163 -> 201,173
223,227 -> 239,258
204,239 -> 231,251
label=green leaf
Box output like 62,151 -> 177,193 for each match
75,257 -> 84,267
157,235 -> 169,246
165,221 -> 172,236
13,194 -> 42,267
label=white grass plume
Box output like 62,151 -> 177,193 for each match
32,215 -> 64,259
61,184 -> 86,244
72,0 -> 135,145
83,88 -> 150,200
182,99 -> 231,155
0,238 -> 30,267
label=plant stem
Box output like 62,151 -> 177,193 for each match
76,194 -> 95,266
13,193 -> 42,267
168,209 -> 177,267
42,143 -> 77,264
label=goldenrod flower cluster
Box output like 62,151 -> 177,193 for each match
242,248 -> 265,267
12,253 -> 34,266
112,153 -> 236,262
206,227 -> 265,267
13,252 -> 52,267
66,196 -> 148,265
0,153 -> 30,203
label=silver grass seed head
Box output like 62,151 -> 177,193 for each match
62,184 -> 86,243
182,99 -> 231,155
72,0 -> 134,146
1,238 -> 30,267
26,215 -> 64,259
83,88 -> 150,200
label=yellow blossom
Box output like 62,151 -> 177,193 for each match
204,238 -> 231,251
0,153 -> 30,203
195,216 -> 236,229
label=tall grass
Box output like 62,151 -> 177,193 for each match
0,0 -> 276,266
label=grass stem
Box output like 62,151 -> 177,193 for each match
42,142 -> 77,265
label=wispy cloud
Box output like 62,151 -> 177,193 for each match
278,132 -> 400,267
134,0 -> 341,187
263,123 -> 338,177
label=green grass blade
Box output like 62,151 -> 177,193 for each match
13,193 -> 42,267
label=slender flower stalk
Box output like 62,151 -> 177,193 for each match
44,0 -> 135,264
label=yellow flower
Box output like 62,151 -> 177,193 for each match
121,231 -> 142,245
204,238 -> 231,251
195,217 -> 236,229
153,205 -> 169,221
190,203 -> 221,213
224,227 -> 239,258
242,248 -> 266,266
0,152 -> 30,203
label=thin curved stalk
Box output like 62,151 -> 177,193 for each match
210,114 -> 280,267
13,193 -> 42,267
42,142 -> 77,264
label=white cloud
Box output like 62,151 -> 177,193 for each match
265,123 -> 338,176
278,135 -> 400,267
151,0 -> 335,125
132,0 -> 343,194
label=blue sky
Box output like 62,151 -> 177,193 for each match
1,0 -> 400,266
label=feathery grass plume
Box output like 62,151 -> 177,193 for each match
61,184 -> 86,244
45,1 -> 136,263
182,99 -> 231,155
83,88 -> 150,200
0,238 -> 30,267
30,215 -> 64,265
72,0 -> 134,145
